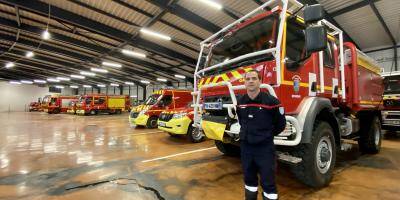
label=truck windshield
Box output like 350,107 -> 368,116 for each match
145,94 -> 161,105
206,15 -> 277,75
384,76 -> 400,94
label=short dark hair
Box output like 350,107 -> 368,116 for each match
244,69 -> 261,80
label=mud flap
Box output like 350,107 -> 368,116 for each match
201,120 -> 226,141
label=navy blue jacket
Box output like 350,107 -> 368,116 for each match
237,92 -> 286,144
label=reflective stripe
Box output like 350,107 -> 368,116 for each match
238,103 -> 282,110
263,192 -> 278,199
245,185 -> 258,192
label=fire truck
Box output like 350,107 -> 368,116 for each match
157,103 -> 205,143
76,94 -> 129,115
381,71 -> 400,131
129,89 -> 192,128
28,102 -> 41,112
66,99 -> 79,114
42,95 -> 78,114
192,0 -> 384,188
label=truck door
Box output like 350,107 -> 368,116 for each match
94,96 -> 106,109
321,40 -> 340,99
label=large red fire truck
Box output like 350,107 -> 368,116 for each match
76,94 -> 129,115
192,0 -> 384,188
42,95 -> 78,114
381,71 -> 400,131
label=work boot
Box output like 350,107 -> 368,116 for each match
262,193 -> 278,200
244,189 -> 258,200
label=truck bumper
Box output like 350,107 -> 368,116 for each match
201,120 -> 226,141
158,116 -> 192,135
76,109 -> 87,115
129,114 -> 149,127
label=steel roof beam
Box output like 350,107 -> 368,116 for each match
330,0 -> 381,17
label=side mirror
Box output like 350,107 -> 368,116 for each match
305,26 -> 327,53
304,4 -> 324,24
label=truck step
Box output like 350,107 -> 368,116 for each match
276,151 -> 302,164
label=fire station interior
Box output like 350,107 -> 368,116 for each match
0,0 -> 399,199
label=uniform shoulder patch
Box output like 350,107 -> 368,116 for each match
279,107 -> 285,115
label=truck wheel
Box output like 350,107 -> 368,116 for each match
116,109 -> 122,114
290,121 -> 336,188
187,125 -> 205,143
358,116 -> 381,154
146,116 -> 158,128
54,108 -> 60,114
90,110 -> 97,115
215,141 -> 240,157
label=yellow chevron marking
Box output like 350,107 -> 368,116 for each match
231,71 -> 242,79
212,75 -> 220,84
221,73 -> 230,81
204,77 -> 212,85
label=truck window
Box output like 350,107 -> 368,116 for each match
323,41 -> 335,68
94,97 -> 105,105
159,95 -> 172,107
85,98 -> 92,105
285,18 -> 310,70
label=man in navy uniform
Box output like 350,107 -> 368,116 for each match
237,69 -> 286,200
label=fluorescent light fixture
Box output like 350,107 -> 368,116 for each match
130,95 -> 137,98
198,0 -> 223,10
57,77 -> 70,81
110,83 -> 119,87
55,85 -> 64,89
80,71 -> 96,76
140,80 -> 150,84
47,78 -> 60,82
20,80 -> 33,84
102,61 -> 122,68
157,78 -> 167,82
70,85 -> 79,88
5,62 -> 14,68
42,29 -> 51,40
125,82 -> 134,85
140,28 -> 172,41
174,74 -> 186,79
9,81 -> 21,85
121,49 -> 146,58
83,85 -> 92,88
70,74 -> 85,79
97,84 -> 106,88
26,51 -> 34,58
90,68 -> 108,73
34,79 -> 46,83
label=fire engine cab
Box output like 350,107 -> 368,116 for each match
192,0 -> 384,188
381,71 -> 400,131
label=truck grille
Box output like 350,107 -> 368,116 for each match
130,112 -> 139,118
387,115 -> 400,119
159,113 -> 173,121
384,100 -> 400,107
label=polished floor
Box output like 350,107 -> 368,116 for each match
0,112 -> 399,200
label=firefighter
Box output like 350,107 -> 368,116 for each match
237,69 -> 286,200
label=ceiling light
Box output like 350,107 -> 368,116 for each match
157,78 -> 167,82
90,68 -> 108,73
140,28 -> 172,40
102,61 -> 122,68
198,0 -> 223,10
110,83 -> 119,87
83,85 -> 92,88
97,84 -> 106,88
34,79 -> 46,83
57,77 -> 70,81
70,74 -> 85,79
26,51 -> 34,58
125,82 -> 134,85
70,85 -> 79,88
9,81 -> 21,85
121,49 -> 146,58
55,85 -> 64,89
20,80 -> 33,84
80,71 -> 96,76
42,29 -> 51,40
140,80 -> 150,84
47,78 -> 60,82
174,74 -> 186,79
5,62 -> 15,68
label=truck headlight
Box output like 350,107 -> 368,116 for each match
173,112 -> 187,119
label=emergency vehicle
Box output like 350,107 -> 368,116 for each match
76,94 -> 129,115
28,102 -> 41,112
66,99 -> 79,114
192,0 -> 384,188
157,103 -> 205,143
381,71 -> 400,131
42,95 -> 78,114
129,89 -> 192,128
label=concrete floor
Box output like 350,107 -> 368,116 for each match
0,112 -> 399,200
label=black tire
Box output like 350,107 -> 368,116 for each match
146,116 -> 158,129
290,121 -> 336,188
358,116 -> 381,154
117,109 -> 122,114
187,125 -> 205,143
54,108 -> 60,114
215,140 -> 240,157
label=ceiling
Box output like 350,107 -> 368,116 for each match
0,0 -> 398,87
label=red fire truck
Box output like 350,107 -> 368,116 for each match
381,71 -> 400,131
42,95 -> 78,114
66,99 -> 79,114
76,94 -> 129,115
192,1 -> 384,188
129,89 -> 193,128
28,102 -> 41,112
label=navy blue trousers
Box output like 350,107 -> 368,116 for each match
241,141 -> 277,194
